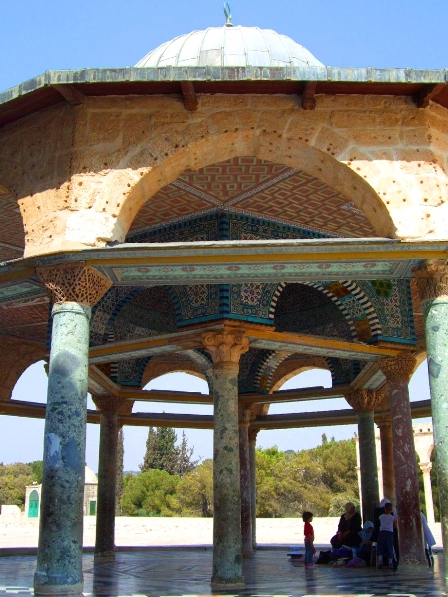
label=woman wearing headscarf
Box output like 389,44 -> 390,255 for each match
330,502 -> 362,548
356,520 -> 374,564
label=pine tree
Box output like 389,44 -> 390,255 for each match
174,431 -> 200,477
140,426 -> 198,476
116,427 -> 124,515
140,427 -> 158,472
155,426 -> 178,473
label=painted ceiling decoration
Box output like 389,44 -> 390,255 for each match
127,157 -> 377,239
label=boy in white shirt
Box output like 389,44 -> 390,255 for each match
377,502 -> 397,569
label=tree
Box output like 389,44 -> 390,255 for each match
140,426 -> 197,476
121,469 -> 180,516
0,463 -> 35,508
172,459 -> 213,516
26,460 -> 43,484
173,431 -> 200,477
116,428 -> 124,515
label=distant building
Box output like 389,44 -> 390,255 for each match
24,467 -> 98,518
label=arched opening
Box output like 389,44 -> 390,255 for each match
28,489 -> 39,518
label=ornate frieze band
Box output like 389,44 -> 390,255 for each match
345,388 -> 385,412
37,262 -> 112,307
379,354 -> 417,383
202,330 -> 249,365
412,259 -> 448,302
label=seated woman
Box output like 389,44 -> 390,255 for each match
356,520 -> 374,564
330,502 -> 362,548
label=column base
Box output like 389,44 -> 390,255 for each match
94,550 -> 115,563
34,582 -> 83,597
242,549 -> 255,557
211,576 -> 245,589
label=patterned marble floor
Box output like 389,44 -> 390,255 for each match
0,549 -> 445,597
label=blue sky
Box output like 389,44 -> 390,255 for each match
0,0 -> 442,471
0,0 -> 447,93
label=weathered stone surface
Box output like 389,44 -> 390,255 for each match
1,94 -> 447,257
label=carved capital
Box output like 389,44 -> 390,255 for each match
248,428 -> 259,443
345,389 -> 385,412
419,462 -> 432,475
412,259 -> 448,302
379,354 -> 417,383
201,330 -> 249,365
92,395 -> 127,413
37,262 -> 111,307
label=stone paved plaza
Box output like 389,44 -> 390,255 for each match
0,549 -> 445,597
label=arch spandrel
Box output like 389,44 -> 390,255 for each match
3,94 -> 446,256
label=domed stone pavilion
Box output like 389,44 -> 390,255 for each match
0,8 -> 448,595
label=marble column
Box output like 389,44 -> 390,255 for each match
380,355 -> 426,564
202,329 -> 249,589
248,428 -> 258,550
414,260 -> 448,569
92,396 -> 126,562
34,263 -> 111,596
419,462 -> 435,525
345,389 -> 383,523
239,407 -> 253,556
376,414 -> 396,504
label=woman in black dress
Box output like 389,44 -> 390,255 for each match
330,502 -> 362,548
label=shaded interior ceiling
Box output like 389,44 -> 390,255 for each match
127,156 -> 378,239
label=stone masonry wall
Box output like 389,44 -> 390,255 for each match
0,94 -> 447,257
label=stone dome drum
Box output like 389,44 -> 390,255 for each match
135,25 -> 324,68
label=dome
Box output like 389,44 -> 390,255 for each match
85,466 -> 98,484
135,25 -> 324,69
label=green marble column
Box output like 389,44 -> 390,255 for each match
414,260 -> 448,580
34,264 -> 111,597
345,390 -> 382,523
239,407 -> 253,557
202,329 -> 249,589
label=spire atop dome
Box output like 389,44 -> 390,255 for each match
224,2 -> 233,27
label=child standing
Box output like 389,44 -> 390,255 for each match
377,502 -> 397,569
302,511 -> 316,568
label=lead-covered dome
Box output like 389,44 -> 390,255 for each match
136,25 -> 324,68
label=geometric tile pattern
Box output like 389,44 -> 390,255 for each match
358,279 -> 415,344
238,348 -> 273,393
128,157 -> 377,238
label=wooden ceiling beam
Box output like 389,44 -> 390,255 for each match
51,84 -> 85,106
415,83 -> 446,108
301,81 -> 317,110
180,81 -> 199,111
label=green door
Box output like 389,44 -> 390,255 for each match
28,490 -> 39,518
89,500 -> 96,515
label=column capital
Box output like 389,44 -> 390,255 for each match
419,461 -> 433,474
92,395 -> 128,413
202,329 -> 249,365
248,428 -> 259,443
412,259 -> 448,302
379,354 -> 417,383
345,389 -> 385,412
37,262 -> 111,307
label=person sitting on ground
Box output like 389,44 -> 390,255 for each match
330,502 -> 362,549
377,502 -> 398,569
356,520 -> 374,564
